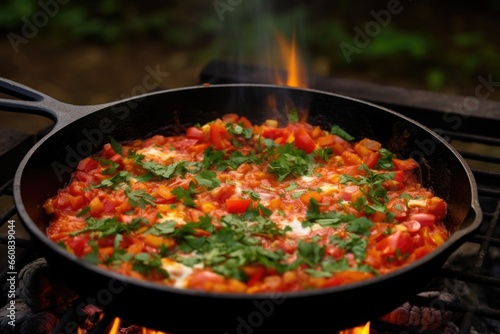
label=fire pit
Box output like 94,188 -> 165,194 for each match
1,63 -> 500,333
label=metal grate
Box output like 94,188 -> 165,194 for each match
371,130 -> 500,334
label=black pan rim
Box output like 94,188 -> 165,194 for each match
12,83 -> 483,300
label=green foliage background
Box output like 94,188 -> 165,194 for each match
1,0 -> 499,94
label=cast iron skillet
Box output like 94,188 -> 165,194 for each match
1,77 -> 482,333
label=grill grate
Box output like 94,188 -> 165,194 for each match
1,77 -> 500,333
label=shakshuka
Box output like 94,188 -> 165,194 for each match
44,113 -> 448,293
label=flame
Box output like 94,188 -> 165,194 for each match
109,317 -> 121,333
104,316 -> 169,334
275,30 -> 308,88
338,322 -> 370,334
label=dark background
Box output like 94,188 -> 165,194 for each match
1,0 -> 499,134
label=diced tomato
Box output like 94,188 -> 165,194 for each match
294,128 -> 316,154
262,127 -> 287,140
53,195 -> 70,211
171,138 -> 200,151
362,151 -> 380,169
402,220 -> 421,232
369,212 -> 387,222
226,199 -> 252,213
409,213 -> 436,227
77,157 -> 99,172
426,197 -> 447,221
413,245 -> 435,259
316,134 -> 352,154
222,113 -> 240,124
323,271 -> 373,288
186,270 -> 225,290
377,230 -> 415,255
339,164 -> 364,176
358,138 -> 382,151
340,185 -> 360,201
382,180 -> 404,191
97,235 -> 115,248
67,194 -> 85,211
73,171 -> 96,185
69,182 -> 86,196
210,124 -> 231,150
331,135 -> 352,155
387,198 -> 408,221
243,266 -> 266,286
393,158 -> 419,171
102,143 -> 117,158
238,116 -> 253,129
142,135 -> 167,147
186,127 -> 204,141
209,184 -> 236,203
108,153 -> 123,165
393,170 -> 404,183
68,236 -> 90,258
102,198 -> 116,214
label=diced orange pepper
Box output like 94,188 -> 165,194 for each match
115,200 -> 132,214
358,138 -> 382,151
317,135 -> 336,147
311,126 -> 323,139
127,241 -> 144,254
89,197 -> 104,215
144,234 -> 164,248
268,198 -> 282,210
300,191 -> 323,205
157,185 -> 175,201
341,151 -> 363,165
354,142 -> 373,157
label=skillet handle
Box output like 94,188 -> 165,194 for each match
0,77 -> 111,126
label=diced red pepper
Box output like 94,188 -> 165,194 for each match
226,199 -> 252,213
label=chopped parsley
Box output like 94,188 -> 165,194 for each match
171,182 -> 197,207
125,188 -> 156,208
267,143 -> 313,181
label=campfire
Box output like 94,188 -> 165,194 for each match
0,256 -> 466,333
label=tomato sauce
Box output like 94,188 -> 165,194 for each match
44,114 -> 448,293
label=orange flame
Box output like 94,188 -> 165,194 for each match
275,30 -> 308,88
109,317 -> 121,333
338,321 -> 370,334
104,316 -> 169,334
